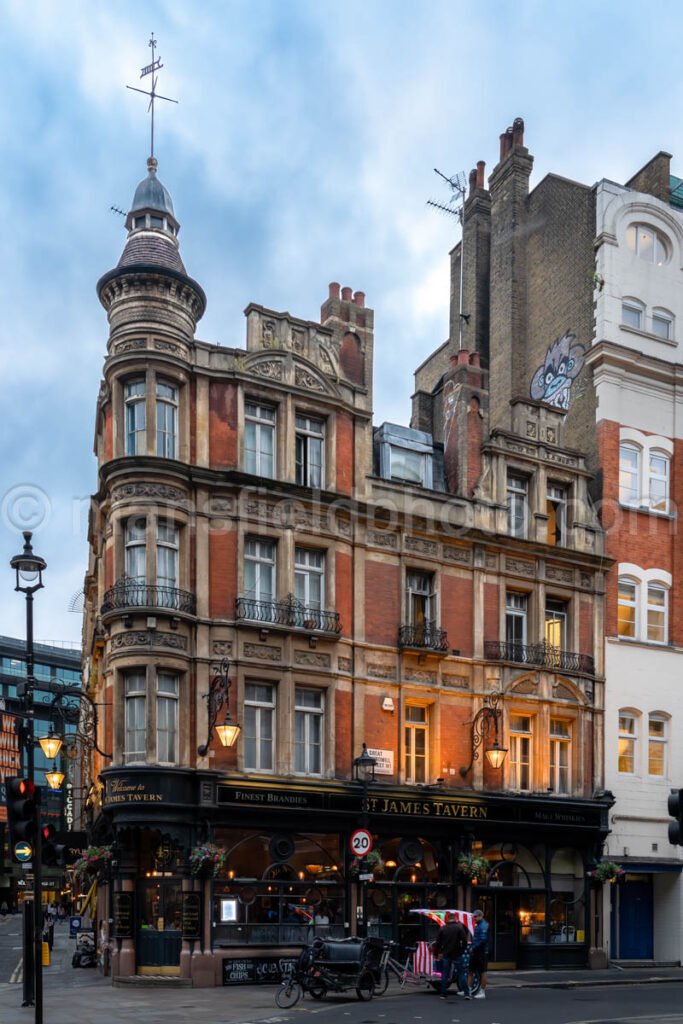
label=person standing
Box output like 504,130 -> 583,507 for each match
469,908 -> 490,999
433,912 -> 470,1000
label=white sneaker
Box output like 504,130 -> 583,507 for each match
474,991 -> 485,999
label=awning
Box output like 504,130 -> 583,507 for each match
615,860 -> 682,874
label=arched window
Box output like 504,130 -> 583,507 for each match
621,298 -> 645,331
648,713 -> 669,777
652,307 -> 674,341
625,223 -> 671,265
648,450 -> 670,512
646,582 -> 668,644
619,443 -> 641,506
618,710 -> 639,774
617,577 -> 638,639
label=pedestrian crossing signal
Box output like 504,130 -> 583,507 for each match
41,824 -> 66,867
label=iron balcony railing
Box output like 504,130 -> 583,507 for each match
236,594 -> 341,634
101,578 -> 197,615
484,640 -> 595,675
398,622 -> 449,652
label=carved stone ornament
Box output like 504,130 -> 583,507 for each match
443,545 -> 472,565
295,366 -> 326,392
252,359 -> 284,381
154,339 -> 181,354
553,682 -> 579,702
290,329 -> 305,354
294,651 -> 331,669
526,421 -> 537,438
545,450 -> 578,468
404,670 -> 436,685
262,320 -> 276,346
367,530 -> 398,549
213,640 -> 233,656
510,677 -> 538,695
506,557 -> 535,575
367,662 -> 396,681
546,565 -> 574,584
405,537 -> 438,556
580,573 -> 591,589
485,554 -> 497,569
112,483 -> 187,503
442,675 -> 469,689
243,642 -> 281,662
338,656 -> 352,673
115,338 -> 146,354
111,631 -> 187,651
546,427 -> 557,444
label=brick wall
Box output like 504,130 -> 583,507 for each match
364,560 -> 400,646
335,550 -> 353,638
209,381 -> 237,469
335,688 -> 352,778
442,574 -> 473,657
208,529 -> 237,619
484,581 -> 499,641
579,598 -> 593,657
104,404 -> 113,461
440,702 -> 474,780
336,414 -> 354,496
625,152 -> 671,204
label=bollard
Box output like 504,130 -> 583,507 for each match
42,940 -> 50,967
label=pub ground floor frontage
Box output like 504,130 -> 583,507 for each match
96,767 -> 613,986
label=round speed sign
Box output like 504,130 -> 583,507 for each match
350,828 -> 373,858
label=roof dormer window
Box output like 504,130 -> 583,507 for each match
134,216 -> 146,229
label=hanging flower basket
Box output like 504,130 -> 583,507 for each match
73,845 -> 113,882
457,855 -> 489,884
589,861 -> 624,884
189,843 -> 227,878
349,849 -> 385,879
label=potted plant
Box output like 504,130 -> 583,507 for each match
589,860 -> 624,884
189,842 -> 228,878
457,854 -> 489,884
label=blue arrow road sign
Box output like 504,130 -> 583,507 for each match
14,842 -> 33,862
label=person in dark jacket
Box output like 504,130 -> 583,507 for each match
433,912 -> 470,999
468,908 -> 489,999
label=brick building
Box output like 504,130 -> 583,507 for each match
434,119 -> 683,962
81,146 -> 614,985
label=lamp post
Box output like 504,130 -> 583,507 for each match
198,659 -> 241,756
352,744 -> 376,938
10,531 -> 46,1024
459,692 -> 508,777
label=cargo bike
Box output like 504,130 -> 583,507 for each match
275,936 -> 383,1007
392,908 -> 481,996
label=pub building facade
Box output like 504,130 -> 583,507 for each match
82,152 -> 613,986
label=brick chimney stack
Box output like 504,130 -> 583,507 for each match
450,160 -> 491,362
442,350 -> 488,496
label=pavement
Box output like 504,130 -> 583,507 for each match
2,920 -> 683,1024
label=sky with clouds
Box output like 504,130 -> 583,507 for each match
2,0 -> 683,645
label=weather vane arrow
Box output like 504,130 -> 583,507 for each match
126,32 -> 178,160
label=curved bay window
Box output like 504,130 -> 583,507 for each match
212,831 -> 344,947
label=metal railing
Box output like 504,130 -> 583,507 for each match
484,640 -> 595,675
236,594 -> 341,634
101,578 -> 197,615
398,622 -> 449,652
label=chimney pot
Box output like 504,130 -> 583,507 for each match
512,117 -> 525,147
476,161 -> 486,188
353,290 -> 365,307
469,168 -> 477,195
341,286 -> 353,301
469,351 -> 481,367
328,282 -> 340,300
499,132 -> 507,161
457,349 -> 470,365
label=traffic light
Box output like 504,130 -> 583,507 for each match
6,777 -> 37,851
40,824 -> 66,867
668,789 -> 683,845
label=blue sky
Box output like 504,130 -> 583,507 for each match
2,0 -> 683,644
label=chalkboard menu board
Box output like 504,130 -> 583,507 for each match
182,892 -> 201,940
113,892 -> 134,939
222,956 -> 296,985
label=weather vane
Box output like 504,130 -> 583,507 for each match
126,32 -> 178,161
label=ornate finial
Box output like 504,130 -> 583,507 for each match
126,32 -> 178,162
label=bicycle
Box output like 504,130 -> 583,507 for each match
370,943 -> 427,995
275,939 -> 376,1008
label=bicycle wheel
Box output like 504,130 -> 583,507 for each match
356,971 -> 375,1001
469,969 -> 481,996
308,981 -> 327,1000
373,968 -> 390,996
276,980 -> 302,1008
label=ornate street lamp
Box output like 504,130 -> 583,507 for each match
353,743 -> 377,785
198,659 -> 241,756
38,726 -> 63,760
459,693 -> 508,777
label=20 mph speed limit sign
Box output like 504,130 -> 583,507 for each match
350,828 -> 373,858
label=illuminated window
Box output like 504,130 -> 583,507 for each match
646,584 -> 668,644
549,720 -> 571,795
509,714 -> 532,791
405,705 -> 428,784
617,579 -> 637,639
648,715 -> 667,777
618,714 -> 636,773
547,483 -> 567,546
545,599 -> 568,651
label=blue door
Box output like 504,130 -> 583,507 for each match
616,877 -> 653,959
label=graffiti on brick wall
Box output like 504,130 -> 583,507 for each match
443,379 -> 458,447
530,330 -> 585,411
